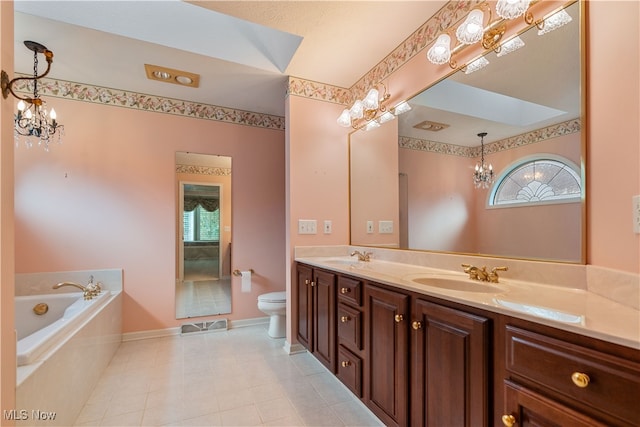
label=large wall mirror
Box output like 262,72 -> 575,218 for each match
351,1 -> 584,263
175,152 -> 232,319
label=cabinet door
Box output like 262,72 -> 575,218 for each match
502,380 -> 607,427
296,264 -> 313,350
364,284 -> 409,427
313,269 -> 336,372
411,299 -> 489,427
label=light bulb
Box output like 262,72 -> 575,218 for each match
456,9 -> 484,45
362,88 -> 380,110
17,100 -> 26,111
427,34 -> 452,65
337,109 -> 352,127
496,0 -> 530,20
50,108 -> 57,120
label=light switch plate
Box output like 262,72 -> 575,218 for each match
366,221 -> 374,234
323,220 -> 332,234
298,219 -> 317,234
379,220 -> 393,234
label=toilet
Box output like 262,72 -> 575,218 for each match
257,291 -> 287,338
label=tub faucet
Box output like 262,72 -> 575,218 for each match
85,275 -> 102,298
350,250 -> 372,262
52,282 -> 94,300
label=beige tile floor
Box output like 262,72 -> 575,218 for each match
74,325 -> 383,426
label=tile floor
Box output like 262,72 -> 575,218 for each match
74,325 -> 383,426
175,279 -> 232,318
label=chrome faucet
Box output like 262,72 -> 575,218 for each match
350,250 -> 372,262
462,264 -> 508,283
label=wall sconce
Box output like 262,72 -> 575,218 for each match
473,132 -> 494,189
1,40 -> 64,151
337,83 -> 412,131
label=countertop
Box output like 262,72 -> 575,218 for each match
296,256 -> 640,350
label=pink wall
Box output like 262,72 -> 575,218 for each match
0,0 -> 16,417
14,98 -> 286,333
587,1 -> 639,273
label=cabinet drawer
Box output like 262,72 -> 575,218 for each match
338,276 -> 362,306
506,326 -> 640,426
337,345 -> 362,397
338,303 -> 362,350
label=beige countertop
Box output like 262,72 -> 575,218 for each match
296,256 -> 640,350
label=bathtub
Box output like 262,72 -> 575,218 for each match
16,290 -> 111,366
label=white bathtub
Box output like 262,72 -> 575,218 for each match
16,290 -> 111,366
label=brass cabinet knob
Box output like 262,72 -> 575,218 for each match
305,279 -> 309,285
340,316 -> 351,323
411,320 -> 422,330
310,281 -> 315,287
501,414 -> 516,427
341,361 -> 351,368
571,372 -> 590,388
340,287 -> 351,294
394,314 -> 404,323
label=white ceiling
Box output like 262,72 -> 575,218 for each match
13,1 -> 447,117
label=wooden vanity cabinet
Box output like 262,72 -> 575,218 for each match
410,298 -> 490,427
336,275 -> 364,396
500,318 -> 640,427
364,283 -> 410,427
295,264 -> 336,372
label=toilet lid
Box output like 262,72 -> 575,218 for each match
258,291 -> 286,303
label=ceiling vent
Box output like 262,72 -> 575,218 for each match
413,120 -> 450,132
144,64 -> 200,88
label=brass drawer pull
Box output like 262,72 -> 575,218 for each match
341,361 -> 351,368
412,320 -> 422,330
394,314 -> 404,323
340,316 -> 351,323
340,287 -> 351,294
571,372 -> 590,388
501,414 -> 516,427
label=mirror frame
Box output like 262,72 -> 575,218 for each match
348,0 -> 586,264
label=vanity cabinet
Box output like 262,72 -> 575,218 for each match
295,264 -> 336,372
410,298 -> 490,427
364,284 -> 410,427
500,320 -> 640,427
336,275 -> 364,396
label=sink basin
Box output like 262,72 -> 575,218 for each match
410,276 -> 504,293
494,299 -> 584,324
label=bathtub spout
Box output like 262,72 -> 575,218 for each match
52,282 -> 94,300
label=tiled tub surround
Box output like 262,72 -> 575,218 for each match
15,269 -> 123,426
295,246 -> 640,349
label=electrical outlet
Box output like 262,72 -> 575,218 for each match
379,220 -> 393,234
366,220 -> 374,234
323,220 -> 332,234
298,219 -> 317,234
633,195 -> 640,234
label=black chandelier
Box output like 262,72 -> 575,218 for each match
1,41 -> 64,151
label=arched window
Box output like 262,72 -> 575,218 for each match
490,156 -> 582,207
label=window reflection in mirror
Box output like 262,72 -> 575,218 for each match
175,152 -> 232,319
350,1 -> 584,263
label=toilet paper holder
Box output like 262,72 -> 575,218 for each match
233,269 -> 254,276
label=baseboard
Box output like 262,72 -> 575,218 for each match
122,317 -> 270,342
284,341 -> 307,355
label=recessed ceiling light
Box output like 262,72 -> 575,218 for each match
175,75 -> 193,85
413,120 -> 450,132
144,64 -> 200,88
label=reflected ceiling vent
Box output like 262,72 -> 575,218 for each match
413,120 -> 450,132
144,64 -> 200,88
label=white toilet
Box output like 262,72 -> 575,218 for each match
257,291 -> 287,338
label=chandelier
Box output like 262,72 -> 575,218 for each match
473,132 -> 494,189
426,2 -> 572,71
337,82 -> 411,131
1,41 -> 64,151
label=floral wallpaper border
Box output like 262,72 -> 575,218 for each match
176,165 -> 232,176
399,118 -> 582,158
288,1 -> 481,104
13,76 -> 285,131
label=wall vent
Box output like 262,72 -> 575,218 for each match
181,319 -> 228,335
